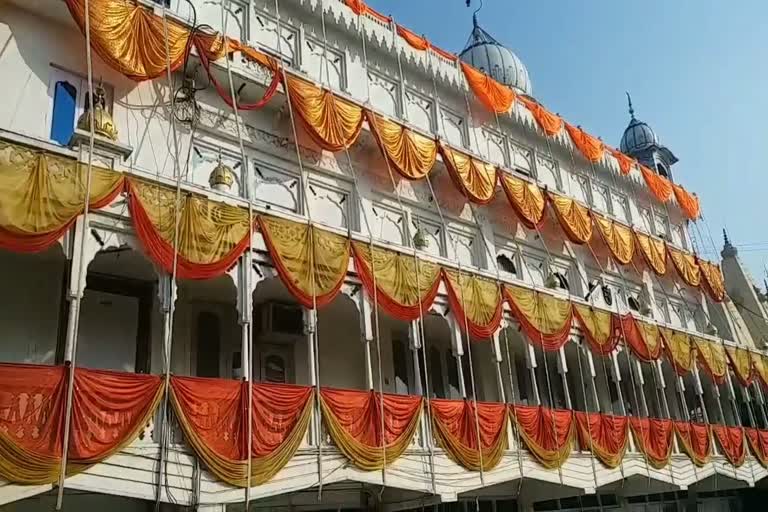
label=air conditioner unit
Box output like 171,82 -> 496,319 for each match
254,302 -> 304,345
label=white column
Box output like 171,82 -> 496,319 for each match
610,350 -> 627,415
408,320 -> 423,395
491,329 -> 506,403
447,312 -> 467,398
303,307 -> 318,445
557,346 -> 572,409
525,343 -> 541,406
232,257 -> 262,382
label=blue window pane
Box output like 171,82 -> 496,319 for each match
50,81 -> 77,145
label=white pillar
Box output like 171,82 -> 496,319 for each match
408,320 -> 423,395
491,330 -> 506,403
447,312 -> 467,399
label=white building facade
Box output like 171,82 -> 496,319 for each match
0,0 -> 767,510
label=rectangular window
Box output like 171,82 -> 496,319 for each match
482,129 -> 508,166
252,163 -> 301,213
510,140 -> 534,175
392,337 -> 411,395
446,352 -> 462,399
428,346 -> 446,398
405,89 -> 435,134
535,154 -> 562,191
365,201 -> 407,245
440,106 -> 468,148
592,183 -> 610,213
255,14 -> 298,66
612,192 -> 631,223
447,227 -> 481,268
653,210 -> 671,239
572,173 -> 591,204
307,180 -> 351,230
48,67 -> 113,146
368,72 -> 401,118
410,215 -> 444,258
305,38 -> 346,90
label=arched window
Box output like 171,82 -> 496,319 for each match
196,312 -> 221,378
429,346 -> 445,398
50,80 -> 77,145
656,162 -> 668,178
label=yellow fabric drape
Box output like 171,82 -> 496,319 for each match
753,355 -> 768,388
592,214 -> 634,265
259,216 -> 351,308
505,285 -> 573,339
636,232 -> 667,276
668,247 -> 701,287
285,75 -> 364,152
661,328 -> 694,375
352,242 -> 441,309
130,179 -> 251,265
500,174 -> 545,228
693,337 -> 727,383
0,140 -> 123,235
440,146 -> 498,204
726,346 -> 754,386
573,304 -> 615,351
549,194 -> 593,244
699,259 -> 726,302
64,0 -> 229,81
366,111 -> 437,180
443,270 -> 502,335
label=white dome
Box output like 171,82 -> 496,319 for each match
620,118 -> 658,154
459,16 -> 532,96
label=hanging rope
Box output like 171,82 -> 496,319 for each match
56,0 -> 99,507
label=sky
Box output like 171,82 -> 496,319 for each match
365,0 -> 768,283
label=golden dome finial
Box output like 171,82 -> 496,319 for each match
208,150 -> 235,192
77,80 -> 118,141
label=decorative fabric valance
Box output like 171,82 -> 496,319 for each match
258,216 -> 350,309
635,232 -> 667,276
726,346 -> 754,386
320,388 -> 422,471
673,184 -> 700,220
351,242 -> 441,321
660,328 -> 695,376
753,355 -> 768,389
564,123 -> 604,164
574,412 -> 629,469
500,174 -> 546,229
285,75 -> 364,152
460,62 -> 515,114
518,97 -> 562,136
573,305 -> 619,355
430,399 -> 508,471
170,377 -> 313,487
699,259 -> 726,302
608,147 -> 635,176
505,285 -> 573,351
592,214 -> 635,265
712,425 -> 746,467
549,194 -> 593,244
127,179 -> 252,280
674,421 -> 711,467
0,140 -> 124,253
668,247 -> 701,287
439,146 -> 498,204
510,405 -> 574,470
745,428 -> 768,467
366,111 -> 437,180
443,270 -> 503,339
693,338 -> 727,384
629,417 -> 673,469
621,316 -> 663,362
640,165 -> 673,203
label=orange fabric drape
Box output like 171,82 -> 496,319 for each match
640,165 -> 673,202
504,285 -> 574,351
510,405 -> 574,469
699,259 -> 726,302
573,305 -> 620,355
500,174 -> 546,229
667,247 -> 701,287
673,184 -> 700,220
745,428 -> 768,467
430,399 -> 508,471
442,270 -> 503,339
64,0 -> 229,82
460,62 -> 515,114
693,337 -> 727,385
661,328 -> 695,376
439,145 -> 498,204
343,0 -> 391,22
629,417 -> 673,469
726,346 -> 754,386
126,179 -> 253,280
320,388 -> 422,471
674,421 -> 711,467
258,216 -> 350,309
564,123 -> 604,163
366,111 -> 437,180
396,25 -> 430,51
549,193 -> 593,244
0,364 -> 162,485
518,97 -> 563,136
170,377 -> 314,486
592,213 -> 635,265
285,75 -> 364,152
712,425 -> 746,467
635,232 -> 667,276
351,242 -> 441,322
621,315 -> 663,362
574,412 -> 628,469
608,147 -> 635,176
